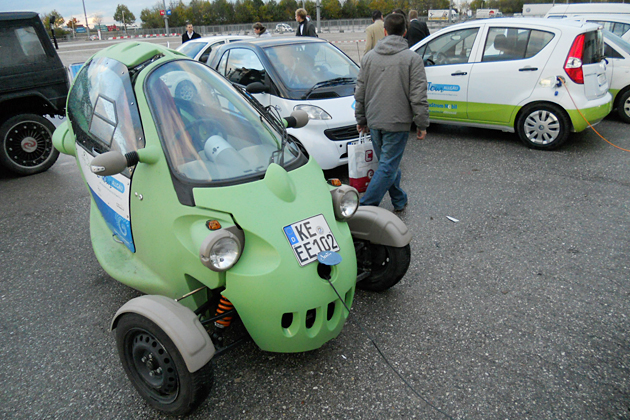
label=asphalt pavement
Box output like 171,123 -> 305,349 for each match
1,32 -> 629,420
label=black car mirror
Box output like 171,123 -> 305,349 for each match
246,82 -> 270,94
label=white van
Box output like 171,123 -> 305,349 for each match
410,18 -> 612,149
545,3 -> 630,18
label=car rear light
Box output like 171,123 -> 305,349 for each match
564,34 -> 585,84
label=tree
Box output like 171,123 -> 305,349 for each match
42,10 -> 64,29
113,4 -> 136,31
322,0 -> 342,19
140,7 -> 164,28
92,14 -> 103,30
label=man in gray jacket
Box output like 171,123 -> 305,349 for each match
354,13 -> 429,212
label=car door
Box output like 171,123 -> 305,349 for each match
415,27 -> 479,120
467,25 -> 556,124
66,57 -> 145,253
216,48 -> 270,106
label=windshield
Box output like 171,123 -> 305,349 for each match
146,60 -> 298,184
265,42 -> 359,90
177,41 -> 207,59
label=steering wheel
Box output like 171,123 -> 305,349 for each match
175,118 -> 227,151
424,58 -> 435,66
434,52 -> 448,65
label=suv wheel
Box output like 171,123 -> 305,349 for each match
516,103 -> 570,150
616,89 -> 630,124
0,114 -> 59,176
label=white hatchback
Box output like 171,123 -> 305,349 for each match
177,35 -> 254,64
602,30 -> 630,123
410,18 -> 612,149
209,38 -> 362,169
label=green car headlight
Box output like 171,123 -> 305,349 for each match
330,185 -> 359,220
199,229 -> 243,272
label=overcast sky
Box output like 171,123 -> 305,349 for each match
2,1 -> 165,25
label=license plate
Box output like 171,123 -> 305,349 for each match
283,214 -> 340,266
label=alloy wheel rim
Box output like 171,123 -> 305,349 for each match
524,110 -> 560,145
4,121 -> 53,168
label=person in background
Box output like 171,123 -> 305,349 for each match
253,22 -> 271,38
392,8 -> 408,32
182,23 -> 201,44
354,13 -> 429,212
406,10 -> 430,47
295,8 -> 317,37
364,10 -> 384,54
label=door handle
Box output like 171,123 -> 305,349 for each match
519,67 -> 538,72
451,71 -> 468,76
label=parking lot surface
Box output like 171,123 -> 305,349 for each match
1,32 -> 629,419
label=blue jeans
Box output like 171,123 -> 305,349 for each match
359,129 -> 409,210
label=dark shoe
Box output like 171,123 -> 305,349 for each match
393,203 -> 407,213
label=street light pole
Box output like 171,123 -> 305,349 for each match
82,0 -> 91,38
163,0 -> 170,36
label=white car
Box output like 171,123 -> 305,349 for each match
560,14 -> 630,43
208,38 -> 362,170
177,35 -> 254,64
275,23 -> 292,33
602,29 -> 630,123
410,18 -> 612,149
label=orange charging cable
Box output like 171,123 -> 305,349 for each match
559,76 -> 630,152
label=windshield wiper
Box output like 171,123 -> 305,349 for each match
302,77 -> 355,99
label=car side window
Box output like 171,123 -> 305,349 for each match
0,25 -> 46,67
67,57 -> 145,177
200,41 -> 224,63
217,51 -> 229,75
483,27 -> 553,62
419,28 -> 478,66
605,43 -> 623,59
612,22 -> 630,38
223,48 -> 266,86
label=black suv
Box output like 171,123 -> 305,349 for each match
0,12 -> 68,175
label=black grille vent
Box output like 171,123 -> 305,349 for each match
324,125 -> 359,141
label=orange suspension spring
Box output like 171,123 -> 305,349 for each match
214,295 -> 234,328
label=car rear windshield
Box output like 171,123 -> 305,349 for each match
582,29 -> 605,64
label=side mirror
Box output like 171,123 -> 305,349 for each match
90,150 -> 139,176
246,82 -> 270,94
283,110 -> 309,128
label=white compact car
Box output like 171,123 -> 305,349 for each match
410,18 -> 612,149
602,30 -> 630,123
209,38 -> 362,169
275,23 -> 293,33
177,35 -> 254,64
560,14 -> 630,43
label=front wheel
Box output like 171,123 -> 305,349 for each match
356,242 -> 411,292
115,314 -> 213,416
616,89 -> 630,124
0,114 -> 59,175
516,103 -> 570,150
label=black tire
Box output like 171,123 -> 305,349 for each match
115,314 -> 213,416
0,114 -> 59,176
356,242 -> 411,292
516,103 -> 570,150
616,89 -> 630,124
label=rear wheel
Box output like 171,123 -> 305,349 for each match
356,242 -> 411,292
0,114 -> 59,175
516,103 -> 570,150
115,314 -> 213,416
616,89 -> 630,124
